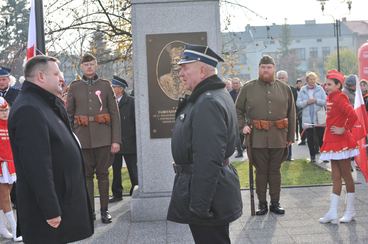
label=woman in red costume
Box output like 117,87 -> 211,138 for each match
319,70 -> 359,224
0,97 -> 22,241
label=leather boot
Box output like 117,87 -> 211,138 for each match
270,202 -> 285,214
340,193 -> 355,223
256,202 -> 268,216
4,211 -> 22,242
101,209 -> 112,224
319,193 -> 339,224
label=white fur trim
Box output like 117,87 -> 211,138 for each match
320,149 -> 359,161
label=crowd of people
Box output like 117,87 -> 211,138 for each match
0,44 -> 366,243
0,54 -> 138,243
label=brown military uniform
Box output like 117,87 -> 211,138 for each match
236,79 -> 296,204
67,76 -> 121,212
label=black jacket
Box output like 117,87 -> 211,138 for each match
8,81 -> 93,244
2,86 -> 19,106
229,89 -> 240,103
118,93 -> 137,154
167,75 -> 243,225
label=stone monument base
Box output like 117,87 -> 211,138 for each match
131,188 -> 171,221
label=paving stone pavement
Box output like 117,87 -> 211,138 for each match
1,142 -> 367,244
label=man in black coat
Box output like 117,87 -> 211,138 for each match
109,76 -> 138,202
8,56 -> 93,243
167,44 -> 243,244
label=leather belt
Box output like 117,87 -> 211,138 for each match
173,159 -> 230,174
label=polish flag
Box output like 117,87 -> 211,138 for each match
26,0 -> 36,60
353,75 -> 368,182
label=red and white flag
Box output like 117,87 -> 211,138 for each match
353,75 -> 368,182
26,0 -> 36,60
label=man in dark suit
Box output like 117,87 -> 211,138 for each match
109,76 -> 138,202
8,56 -> 93,243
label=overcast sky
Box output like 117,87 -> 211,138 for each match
221,0 -> 368,31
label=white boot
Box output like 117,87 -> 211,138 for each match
319,193 -> 339,224
340,192 -> 356,223
0,210 -> 12,239
4,211 -> 22,242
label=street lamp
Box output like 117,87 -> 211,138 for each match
317,0 -> 352,71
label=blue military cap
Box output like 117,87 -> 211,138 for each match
177,43 -> 224,67
0,67 -> 11,77
112,75 -> 128,88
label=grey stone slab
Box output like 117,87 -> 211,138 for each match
286,225 -> 332,236
130,193 -> 171,221
64,184 -> 368,243
292,233 -> 347,243
278,219 -> 317,228
249,236 -> 296,244
128,221 -> 167,238
247,228 -> 291,239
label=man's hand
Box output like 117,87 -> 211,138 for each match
47,216 -> 61,228
286,141 -> 293,146
307,98 -> 316,104
111,143 -> 120,153
242,125 -> 251,134
331,126 -> 345,135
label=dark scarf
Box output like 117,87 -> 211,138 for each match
175,75 -> 225,118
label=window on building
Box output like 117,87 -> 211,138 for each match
292,48 -> 306,60
309,47 -> 318,58
322,47 -> 330,58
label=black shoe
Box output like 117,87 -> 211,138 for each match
92,212 -> 96,221
235,152 -> 243,158
101,210 -> 112,224
286,158 -> 294,161
109,196 -> 123,203
256,202 -> 268,216
269,202 -> 285,215
298,141 -> 306,146
310,156 -> 316,163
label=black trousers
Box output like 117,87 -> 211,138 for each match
305,127 -> 325,158
189,223 -> 230,244
236,133 -> 244,154
112,153 -> 138,197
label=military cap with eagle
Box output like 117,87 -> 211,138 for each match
177,44 -> 224,67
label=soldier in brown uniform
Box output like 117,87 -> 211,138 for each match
66,53 -> 121,223
236,55 -> 296,215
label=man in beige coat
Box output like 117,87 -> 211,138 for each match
236,55 -> 295,215
67,53 -> 121,224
